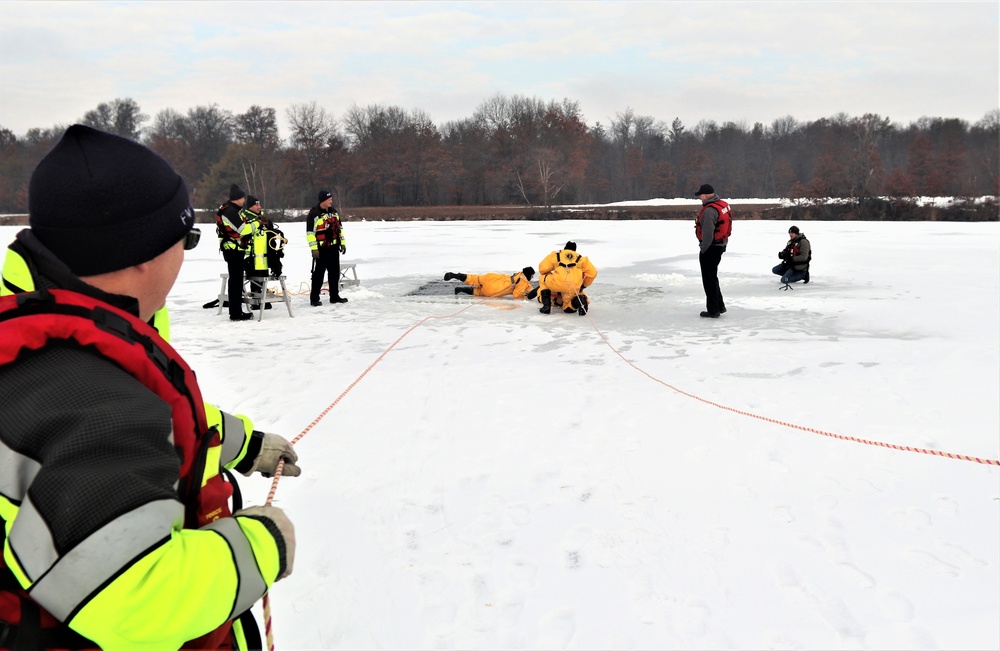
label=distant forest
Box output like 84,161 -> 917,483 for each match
0,95 -> 997,215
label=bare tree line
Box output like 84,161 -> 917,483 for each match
0,95 -> 996,214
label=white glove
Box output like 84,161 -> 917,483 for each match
245,432 -> 300,478
235,505 -> 296,580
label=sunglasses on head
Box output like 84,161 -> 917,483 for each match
183,228 -> 201,250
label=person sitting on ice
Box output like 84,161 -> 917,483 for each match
443,267 -> 536,298
535,241 -> 597,315
773,225 -> 811,288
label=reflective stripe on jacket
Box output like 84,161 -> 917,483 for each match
0,232 -> 273,649
306,205 -> 345,250
240,210 -> 269,273
2,234 -> 258,475
216,202 -> 246,251
0,289 -> 281,648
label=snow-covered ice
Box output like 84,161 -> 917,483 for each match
4,218 -> 997,650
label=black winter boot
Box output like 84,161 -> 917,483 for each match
455,286 -> 474,295
444,272 -> 455,281
539,289 -> 551,314
577,295 -> 589,316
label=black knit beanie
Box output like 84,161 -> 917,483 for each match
229,184 -> 246,201
29,125 -> 194,276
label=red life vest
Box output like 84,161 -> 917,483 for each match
313,212 -> 341,247
0,289 -> 233,649
216,203 -> 243,251
695,199 -> 733,242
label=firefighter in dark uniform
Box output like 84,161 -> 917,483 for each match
240,196 -> 286,309
216,184 -> 252,321
306,190 -> 348,306
0,125 -> 298,650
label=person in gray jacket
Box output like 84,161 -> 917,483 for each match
773,225 -> 811,286
694,183 -> 732,317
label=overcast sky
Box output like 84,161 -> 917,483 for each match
1,1 -> 997,141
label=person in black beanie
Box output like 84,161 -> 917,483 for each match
306,189 -> 348,306
216,183 -> 252,320
773,225 -> 812,286
0,125 -> 297,649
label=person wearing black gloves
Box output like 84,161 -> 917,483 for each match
216,183 -> 252,320
773,225 -> 811,286
0,125 -> 297,650
306,190 -> 348,306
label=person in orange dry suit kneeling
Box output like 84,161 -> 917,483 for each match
535,241 -> 597,315
443,267 -> 536,298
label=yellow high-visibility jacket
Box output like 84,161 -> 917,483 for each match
306,205 -> 345,251
1,230 -> 274,650
240,209 -> 269,275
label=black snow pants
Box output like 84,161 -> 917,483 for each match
310,246 -> 342,304
699,245 -> 726,315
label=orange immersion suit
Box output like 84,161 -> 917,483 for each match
463,271 -> 534,298
538,249 -> 597,305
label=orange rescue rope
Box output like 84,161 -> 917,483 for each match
258,292 -> 999,649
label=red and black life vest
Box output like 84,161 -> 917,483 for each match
0,289 -> 233,649
313,212 -> 341,247
216,203 -> 243,252
695,199 -> 733,242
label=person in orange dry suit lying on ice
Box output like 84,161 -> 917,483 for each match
443,267 -> 536,298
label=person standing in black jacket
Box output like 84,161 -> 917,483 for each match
216,184 -> 252,321
306,190 -> 348,306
